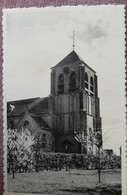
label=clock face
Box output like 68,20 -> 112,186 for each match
63,67 -> 70,74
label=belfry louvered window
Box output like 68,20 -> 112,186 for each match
69,71 -> 76,91
57,74 -> 64,93
85,72 -> 88,92
90,76 -> 94,96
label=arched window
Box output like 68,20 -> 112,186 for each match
85,72 -> 88,92
9,120 -> 14,129
57,74 -> 64,93
62,140 -> 73,153
89,128 -> 93,142
68,116 -> 71,133
24,120 -> 29,128
58,114 -> 62,134
69,71 -> 76,91
42,133 -> 47,149
90,77 -> 94,96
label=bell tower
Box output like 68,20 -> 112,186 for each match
50,50 -> 102,154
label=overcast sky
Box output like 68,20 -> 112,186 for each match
3,5 -> 125,155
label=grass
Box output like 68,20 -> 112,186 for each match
8,169 -> 121,194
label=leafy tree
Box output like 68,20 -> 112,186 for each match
7,129 -> 18,178
31,128 -> 48,172
7,128 -> 34,178
16,128 -> 34,172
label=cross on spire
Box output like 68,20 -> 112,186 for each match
72,30 -> 75,51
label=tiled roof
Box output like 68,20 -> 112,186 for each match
53,50 -> 96,73
31,114 -> 50,129
29,97 -> 49,115
7,97 -> 49,117
53,51 -> 82,68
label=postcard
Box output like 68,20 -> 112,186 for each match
2,4 -> 126,195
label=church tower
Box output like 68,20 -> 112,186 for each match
50,50 -> 102,154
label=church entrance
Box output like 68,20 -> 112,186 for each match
62,140 -> 73,153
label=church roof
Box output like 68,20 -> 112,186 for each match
29,97 -> 49,115
7,97 -> 49,117
53,50 -> 96,73
54,51 -> 82,68
30,114 -> 50,129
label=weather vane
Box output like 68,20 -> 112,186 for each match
72,30 -> 75,51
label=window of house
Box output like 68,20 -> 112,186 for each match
69,71 -> 76,91
85,72 -> 88,92
57,74 -> 64,93
90,76 -> 94,96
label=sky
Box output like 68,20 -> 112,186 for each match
3,5 -> 125,155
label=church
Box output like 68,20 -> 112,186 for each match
7,49 -> 102,155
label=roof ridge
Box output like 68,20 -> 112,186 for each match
7,97 -> 40,104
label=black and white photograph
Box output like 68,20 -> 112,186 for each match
3,5 -> 126,195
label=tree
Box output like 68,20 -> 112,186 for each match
93,130 -> 102,182
74,129 -> 102,182
7,128 -> 34,178
31,128 -> 48,172
7,129 -> 18,178
16,128 -> 34,172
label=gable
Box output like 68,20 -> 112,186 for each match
15,111 -> 50,134
15,112 -> 38,134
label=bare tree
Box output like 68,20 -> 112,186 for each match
74,129 -> 102,182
